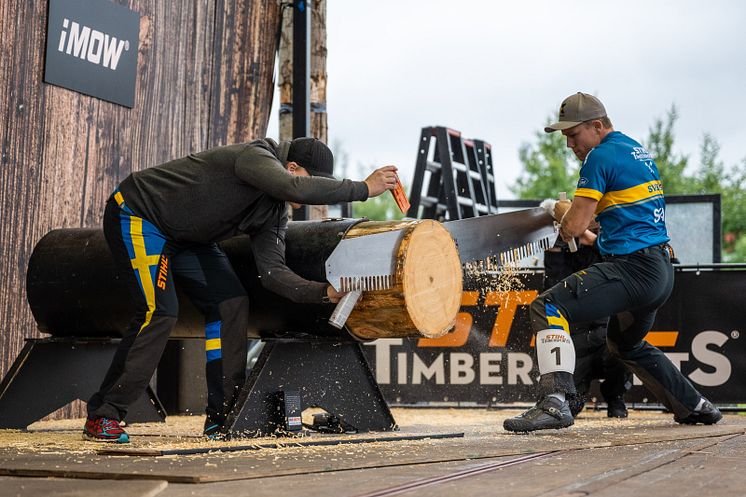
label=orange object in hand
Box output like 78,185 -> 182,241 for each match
391,174 -> 410,214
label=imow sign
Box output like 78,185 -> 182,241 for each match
44,0 -> 140,108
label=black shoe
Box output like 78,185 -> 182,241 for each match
674,399 -> 723,425
503,396 -> 574,432
568,395 -> 586,418
606,397 -> 628,418
203,419 -> 227,440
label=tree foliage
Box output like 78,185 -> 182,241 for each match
510,125 -> 579,199
645,106 -> 690,194
330,143 -> 407,222
645,110 -> 746,261
352,192 -> 406,221
349,162 -> 406,221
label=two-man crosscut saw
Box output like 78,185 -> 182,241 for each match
325,228 -> 405,328
443,208 -> 557,267
325,209 -> 557,328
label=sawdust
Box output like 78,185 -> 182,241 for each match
0,408 -> 718,457
463,260 -> 527,294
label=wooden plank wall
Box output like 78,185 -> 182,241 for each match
0,0 -> 280,418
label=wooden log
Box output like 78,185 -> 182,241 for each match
26,219 -> 462,342
345,220 -> 462,340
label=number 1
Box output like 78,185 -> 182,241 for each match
550,346 -> 561,366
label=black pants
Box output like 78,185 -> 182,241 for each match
530,244 -> 702,417
87,198 -> 249,424
572,325 -> 631,401
544,248 -> 630,401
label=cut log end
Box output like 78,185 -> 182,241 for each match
401,220 -> 462,338
345,219 -> 462,340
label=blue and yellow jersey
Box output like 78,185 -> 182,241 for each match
574,131 -> 669,255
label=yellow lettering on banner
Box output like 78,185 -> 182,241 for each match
485,290 -> 538,347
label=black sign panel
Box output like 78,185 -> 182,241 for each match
44,0 -> 140,108
364,269 -> 746,406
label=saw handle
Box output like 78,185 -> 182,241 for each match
558,192 -> 578,253
328,290 -> 363,329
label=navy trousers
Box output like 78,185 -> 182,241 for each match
530,244 -> 702,418
87,196 -> 249,425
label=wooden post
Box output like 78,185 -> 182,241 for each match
310,0 -> 328,145
280,0 -> 329,220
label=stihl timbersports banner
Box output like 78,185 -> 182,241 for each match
363,268 -> 746,405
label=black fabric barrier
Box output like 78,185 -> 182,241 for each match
363,267 -> 746,405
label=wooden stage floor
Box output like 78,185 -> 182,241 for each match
1,407 -> 744,496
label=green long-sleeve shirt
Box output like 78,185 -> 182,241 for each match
118,138 -> 368,303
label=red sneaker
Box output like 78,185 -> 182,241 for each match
83,417 -> 130,443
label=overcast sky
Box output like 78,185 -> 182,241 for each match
270,0 -> 746,200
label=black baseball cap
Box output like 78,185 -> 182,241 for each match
287,138 -> 335,178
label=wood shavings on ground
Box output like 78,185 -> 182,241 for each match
0,407 -> 715,457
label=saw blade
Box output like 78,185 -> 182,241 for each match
325,229 -> 405,292
443,208 -> 557,267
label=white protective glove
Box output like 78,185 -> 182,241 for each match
541,196 -> 577,252
540,198 -> 558,219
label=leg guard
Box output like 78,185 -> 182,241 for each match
532,299 -> 577,396
536,328 -> 575,375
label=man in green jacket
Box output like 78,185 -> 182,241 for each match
83,137 -> 398,443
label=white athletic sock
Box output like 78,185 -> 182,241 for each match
694,397 -> 706,412
548,393 -> 566,403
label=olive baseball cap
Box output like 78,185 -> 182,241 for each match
287,137 -> 335,179
544,92 -> 607,133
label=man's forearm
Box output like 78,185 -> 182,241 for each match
236,148 -> 369,204
252,228 -> 329,304
260,268 -> 328,304
559,196 -> 598,237
560,210 -> 590,237
579,229 -> 597,246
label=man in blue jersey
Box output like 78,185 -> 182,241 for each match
504,92 -> 722,432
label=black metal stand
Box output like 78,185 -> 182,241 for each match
407,126 -> 497,221
0,338 -> 165,429
225,340 -> 397,437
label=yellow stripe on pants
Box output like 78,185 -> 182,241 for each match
128,217 -> 161,334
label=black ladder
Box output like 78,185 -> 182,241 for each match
407,126 -> 497,220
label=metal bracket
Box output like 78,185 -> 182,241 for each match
0,338 -> 165,429
225,340 -> 397,437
